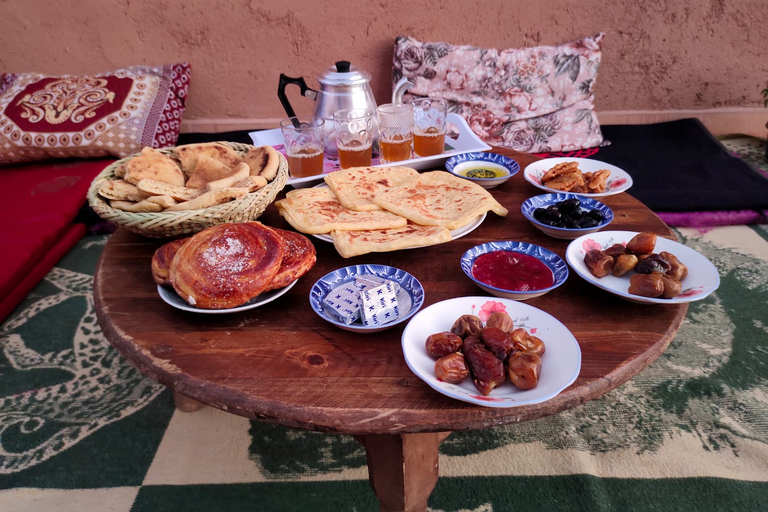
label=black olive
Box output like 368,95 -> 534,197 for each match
586,209 -> 605,221
579,216 -> 599,228
556,198 -> 581,215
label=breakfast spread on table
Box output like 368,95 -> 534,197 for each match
96,142 -> 281,212
86,132 -> 718,406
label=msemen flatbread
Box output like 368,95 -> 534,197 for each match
275,187 -> 407,234
372,171 -> 508,230
331,223 -> 452,258
323,166 -> 418,211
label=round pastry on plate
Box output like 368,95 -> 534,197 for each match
170,222 -> 284,309
151,237 -> 189,285
265,227 -> 317,291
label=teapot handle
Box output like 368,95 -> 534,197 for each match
277,74 -> 318,119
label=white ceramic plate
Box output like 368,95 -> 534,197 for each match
250,113 -> 491,188
312,212 -> 487,245
565,231 -> 720,304
157,280 -> 297,314
401,296 -> 581,408
524,157 -> 633,197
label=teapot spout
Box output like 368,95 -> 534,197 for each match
392,77 -> 414,105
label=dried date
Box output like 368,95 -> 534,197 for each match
434,353 -> 470,384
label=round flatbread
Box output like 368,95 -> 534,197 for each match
264,228 -> 317,291
170,222 -> 284,309
151,238 -> 189,285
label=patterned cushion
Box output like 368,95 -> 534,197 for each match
392,34 -> 605,153
0,63 -> 190,165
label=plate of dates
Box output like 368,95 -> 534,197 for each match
565,230 -> 720,304
401,296 -> 581,407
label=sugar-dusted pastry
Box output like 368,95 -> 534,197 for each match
151,238 -> 189,285
170,222 -> 284,309
263,228 -> 317,291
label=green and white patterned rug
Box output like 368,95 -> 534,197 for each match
2,225 -> 768,511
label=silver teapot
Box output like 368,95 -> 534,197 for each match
278,61 -> 378,155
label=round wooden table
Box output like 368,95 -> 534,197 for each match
93,149 -> 687,512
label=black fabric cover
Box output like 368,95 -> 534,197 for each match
596,119 -> 768,212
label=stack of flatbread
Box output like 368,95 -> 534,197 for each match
96,142 -> 281,213
275,166 -> 508,258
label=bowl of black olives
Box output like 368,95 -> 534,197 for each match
521,193 -> 614,240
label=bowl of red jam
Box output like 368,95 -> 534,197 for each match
460,241 -> 569,300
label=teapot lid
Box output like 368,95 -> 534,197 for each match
318,61 -> 371,87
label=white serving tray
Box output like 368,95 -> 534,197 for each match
249,112 -> 491,188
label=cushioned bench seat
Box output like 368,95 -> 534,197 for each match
0,158 -> 114,321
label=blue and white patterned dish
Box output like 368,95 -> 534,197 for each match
444,152 -> 520,189
521,193 -> 614,240
461,241 -> 569,300
309,264 -> 425,333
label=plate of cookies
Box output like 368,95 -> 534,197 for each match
151,222 -> 316,313
87,142 -> 288,238
524,157 -> 633,197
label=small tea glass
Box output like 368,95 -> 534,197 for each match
279,117 -> 325,178
333,109 -> 374,169
411,97 -> 447,157
377,103 -> 413,164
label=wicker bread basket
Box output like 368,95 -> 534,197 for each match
87,142 -> 288,238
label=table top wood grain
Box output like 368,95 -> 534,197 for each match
93,148 -> 687,435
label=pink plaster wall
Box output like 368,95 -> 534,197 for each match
1,0 -> 766,133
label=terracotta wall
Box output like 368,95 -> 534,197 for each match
2,0 -> 766,136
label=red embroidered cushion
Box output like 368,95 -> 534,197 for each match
0,63 -> 190,165
392,35 -> 605,153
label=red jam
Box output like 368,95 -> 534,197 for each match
472,251 -> 554,292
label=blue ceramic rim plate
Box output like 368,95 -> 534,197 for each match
309,264 -> 425,332
460,241 -> 569,296
444,152 -> 520,181
521,193 -> 615,234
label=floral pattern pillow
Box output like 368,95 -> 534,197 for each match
392,34 -> 605,153
0,63 -> 190,165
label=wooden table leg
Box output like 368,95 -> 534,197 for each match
355,432 -> 452,512
173,391 -> 205,412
